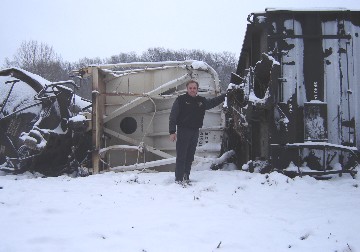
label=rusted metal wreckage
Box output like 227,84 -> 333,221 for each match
0,68 -> 91,176
223,8 -> 360,178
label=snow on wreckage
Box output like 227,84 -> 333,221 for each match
222,8 -> 360,179
0,68 -> 91,176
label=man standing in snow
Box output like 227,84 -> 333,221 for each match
169,79 -> 226,183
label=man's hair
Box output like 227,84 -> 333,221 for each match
186,79 -> 199,88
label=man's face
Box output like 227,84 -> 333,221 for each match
187,82 -> 198,97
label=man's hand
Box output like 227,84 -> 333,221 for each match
169,133 -> 177,142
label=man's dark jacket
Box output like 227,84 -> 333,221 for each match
169,93 -> 225,134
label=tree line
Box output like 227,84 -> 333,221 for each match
3,40 -> 238,99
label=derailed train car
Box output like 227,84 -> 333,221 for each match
0,68 -> 91,176
76,61 -> 224,174
223,8 -> 360,177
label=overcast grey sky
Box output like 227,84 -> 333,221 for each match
1,0 -> 359,65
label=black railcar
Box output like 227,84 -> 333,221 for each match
223,8 -> 360,177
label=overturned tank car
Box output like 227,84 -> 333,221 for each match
75,61 -> 224,174
0,68 -> 91,176
223,8 -> 360,178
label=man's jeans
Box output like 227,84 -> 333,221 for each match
175,127 -> 199,181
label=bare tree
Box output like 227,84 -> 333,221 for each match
4,40 -> 68,81
106,52 -> 140,64
209,51 -> 238,90
140,47 -> 177,62
71,57 -> 104,69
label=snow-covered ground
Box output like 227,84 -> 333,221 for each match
0,161 -> 359,252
